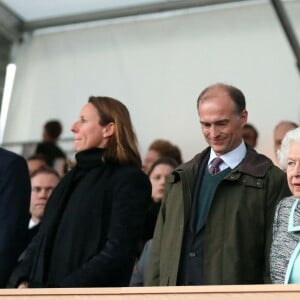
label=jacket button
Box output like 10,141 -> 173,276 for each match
189,252 -> 196,257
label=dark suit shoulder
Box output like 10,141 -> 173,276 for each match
0,148 -> 27,170
0,147 -> 25,162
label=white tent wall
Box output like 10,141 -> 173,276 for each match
4,0 -> 300,163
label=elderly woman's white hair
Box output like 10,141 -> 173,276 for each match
277,127 -> 300,170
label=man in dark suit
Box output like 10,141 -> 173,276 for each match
27,166 -> 60,246
0,147 -> 31,287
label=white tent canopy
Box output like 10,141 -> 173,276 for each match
1,0 -> 300,163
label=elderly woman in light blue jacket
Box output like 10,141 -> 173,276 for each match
270,126 -> 300,284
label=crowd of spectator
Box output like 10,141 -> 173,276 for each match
0,83 -> 299,289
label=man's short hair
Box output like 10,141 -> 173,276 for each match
197,83 -> 246,113
27,154 -> 48,163
274,120 -> 298,131
44,120 -> 62,139
149,139 -> 182,164
244,123 -> 258,140
30,166 -> 60,179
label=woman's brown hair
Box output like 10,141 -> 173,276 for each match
89,96 -> 142,168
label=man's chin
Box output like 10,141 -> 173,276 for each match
210,145 -> 225,155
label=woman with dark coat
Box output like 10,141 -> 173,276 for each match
141,157 -> 179,247
131,157 -> 178,286
11,96 -> 151,288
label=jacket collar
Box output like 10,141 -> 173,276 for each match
176,146 -> 274,178
288,198 -> 300,232
236,147 -> 273,177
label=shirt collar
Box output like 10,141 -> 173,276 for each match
28,218 -> 40,229
208,141 -> 247,171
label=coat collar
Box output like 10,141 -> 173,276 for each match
288,198 -> 300,232
175,146 -> 274,178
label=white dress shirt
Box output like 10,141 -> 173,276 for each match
208,141 -> 247,172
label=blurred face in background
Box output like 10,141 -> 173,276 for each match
149,163 -> 175,202
27,159 -> 47,175
30,173 -> 59,222
143,149 -> 160,174
274,123 -> 298,156
286,142 -> 300,198
242,126 -> 257,148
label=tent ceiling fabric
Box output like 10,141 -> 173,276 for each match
0,0 -> 168,21
0,0 -> 241,41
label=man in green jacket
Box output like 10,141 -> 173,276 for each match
146,83 -> 290,286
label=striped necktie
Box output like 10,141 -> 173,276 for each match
209,157 -> 223,175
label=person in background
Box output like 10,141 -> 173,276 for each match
270,127 -> 300,283
274,121 -> 298,164
28,167 -> 60,244
143,139 -> 182,174
141,157 -> 179,247
130,157 -> 178,286
10,96 -> 151,288
26,154 -> 48,175
35,119 -> 67,175
242,123 -> 258,148
6,166 -> 60,288
0,148 -> 31,287
146,83 -> 290,286
130,239 -> 153,287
